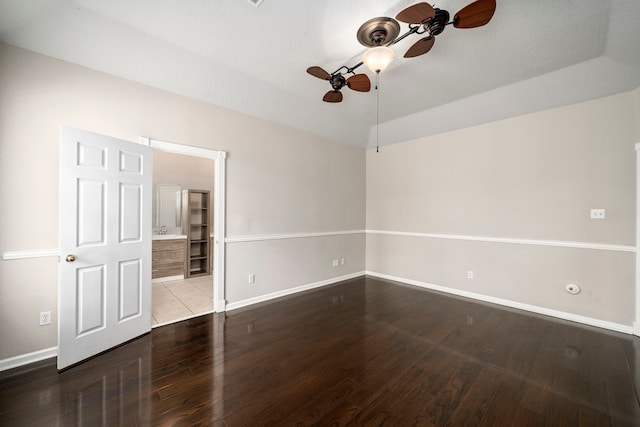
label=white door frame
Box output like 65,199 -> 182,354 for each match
635,143 -> 640,337
140,137 -> 227,312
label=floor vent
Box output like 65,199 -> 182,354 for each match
247,0 -> 264,7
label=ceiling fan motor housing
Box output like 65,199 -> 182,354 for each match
330,74 -> 346,90
357,17 -> 401,47
427,9 -> 450,35
370,29 -> 389,45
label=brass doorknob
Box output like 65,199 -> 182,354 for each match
65,254 -> 76,262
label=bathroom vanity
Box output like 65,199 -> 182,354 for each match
151,236 -> 187,280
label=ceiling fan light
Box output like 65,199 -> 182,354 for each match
363,46 -> 395,73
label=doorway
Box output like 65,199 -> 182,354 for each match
141,137 -> 227,324
57,130 -> 226,369
151,150 -> 214,326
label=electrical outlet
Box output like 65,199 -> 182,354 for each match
40,311 -> 51,326
340,258 -> 345,265
566,283 -> 581,295
467,271 -> 474,279
332,259 -> 339,267
590,209 -> 605,219
248,274 -> 255,284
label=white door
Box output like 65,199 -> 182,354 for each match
58,127 -> 152,370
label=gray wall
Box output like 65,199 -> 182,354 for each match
0,43 -> 366,361
366,91 -> 637,327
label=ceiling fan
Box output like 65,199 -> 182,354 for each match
394,0 -> 497,58
306,65 -> 371,103
307,0 -> 496,103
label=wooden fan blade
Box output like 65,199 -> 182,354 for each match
453,0 -> 496,28
347,74 -> 371,92
323,90 -> 343,103
396,2 -> 436,24
404,37 -> 435,58
307,66 -> 331,80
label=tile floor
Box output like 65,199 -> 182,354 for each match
152,275 -> 214,327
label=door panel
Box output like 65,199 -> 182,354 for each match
119,150 -> 143,173
120,183 -> 142,242
76,265 -> 106,335
78,179 -> 106,246
59,126 -> 152,370
119,259 -> 142,320
77,142 -> 106,169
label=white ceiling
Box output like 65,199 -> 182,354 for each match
1,0 -> 639,148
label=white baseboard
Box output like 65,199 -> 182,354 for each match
152,274 -> 184,283
226,271 -> 366,311
0,347 -> 57,372
152,310 -> 215,328
366,271 -> 634,335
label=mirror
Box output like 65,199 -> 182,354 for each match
153,184 -> 182,231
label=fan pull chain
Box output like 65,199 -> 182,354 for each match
376,70 -> 380,153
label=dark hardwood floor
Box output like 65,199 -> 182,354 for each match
1,276 -> 639,426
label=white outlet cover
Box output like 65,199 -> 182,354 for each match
40,311 -> 51,325
590,209 -> 605,219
